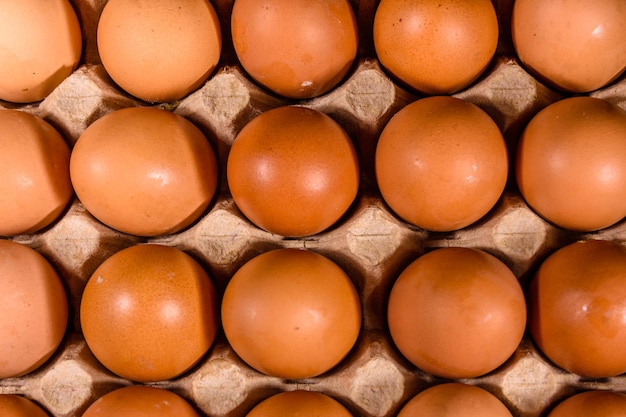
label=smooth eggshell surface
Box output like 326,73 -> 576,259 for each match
0,240 -> 68,379
79,244 -> 218,382
231,0 -> 358,99
528,240 -> 626,378
512,0 -> 626,93
221,248 -> 362,379
373,0 -> 498,94
97,0 -> 222,103
375,96 -> 508,232
246,391 -> 353,417
70,106 -> 218,237
0,395 -> 50,417
516,96 -> 626,232
227,106 -> 359,237
0,110 -> 73,236
387,247 -> 526,379
547,391 -> 626,417
0,0 -> 82,103
81,386 -> 201,417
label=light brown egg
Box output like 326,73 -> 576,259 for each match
0,110 -> 73,237
82,386 -> 201,417
227,106 -> 359,237
528,240 -> 626,378
79,244 -> 218,382
516,96 -> 626,232
0,395 -> 49,417
373,0 -> 498,95
375,96 -> 508,232
231,0 -> 358,99
387,247 -> 526,379
512,0 -> 626,93
547,391 -> 626,417
0,0 -> 82,103
397,383 -> 513,417
0,240 -> 68,379
246,391 -> 353,417
221,248 -> 362,379
97,0 -> 222,103
70,107 -> 218,237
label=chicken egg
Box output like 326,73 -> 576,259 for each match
0,0 -> 82,103
227,106 -> 359,237
70,107 -> 218,237
387,247 -> 526,379
0,240 -> 68,379
97,0 -> 222,103
221,248 -> 362,379
231,0 -> 358,99
373,0 -> 499,95
512,0 -> 626,93
528,239 -> 626,378
547,390 -> 626,417
516,96 -> 626,232
375,96 -> 508,232
0,110 -> 73,237
246,391 -> 353,417
0,395 -> 49,417
397,383 -> 513,417
81,386 -> 201,417
79,244 -> 218,382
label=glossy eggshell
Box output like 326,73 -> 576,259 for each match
221,248 -> 362,379
375,96 -> 508,232
387,247 -> 526,379
0,0 -> 82,103
227,106 -> 359,237
79,244 -> 218,382
397,383 -> 513,417
0,110 -> 73,236
246,391 -> 353,417
547,391 -> 626,417
528,239 -> 626,378
516,97 -> 626,232
231,0 -> 358,99
512,0 -> 626,93
81,386 -> 201,417
70,107 -> 218,237
0,395 -> 50,417
0,240 -> 68,379
373,0 -> 498,95
97,0 -> 222,103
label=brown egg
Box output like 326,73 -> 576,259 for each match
397,383 -> 513,417
516,97 -> 626,232
227,106 -> 359,237
512,0 -> 626,93
0,110 -> 73,237
373,0 -> 498,95
0,240 -> 68,379
387,247 -> 526,379
375,96 -> 508,232
547,391 -> 626,417
70,107 -> 218,237
231,0 -> 358,99
82,386 -> 200,417
79,244 -> 218,382
246,391 -> 353,417
97,0 -> 222,103
0,0 -> 82,103
221,248 -> 361,379
0,395 -> 49,417
528,239 -> 626,378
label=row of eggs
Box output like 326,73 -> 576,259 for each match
1,0 -> 625,104
2,93 -> 626,239
3,235 -> 626,384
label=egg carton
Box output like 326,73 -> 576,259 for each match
2,0 -> 626,416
